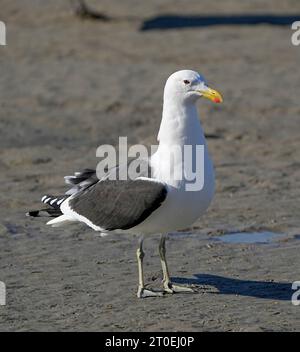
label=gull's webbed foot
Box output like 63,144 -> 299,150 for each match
163,281 -> 195,294
137,286 -> 165,298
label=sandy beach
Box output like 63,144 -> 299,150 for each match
0,0 -> 300,331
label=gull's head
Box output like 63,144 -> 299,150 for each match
164,70 -> 223,104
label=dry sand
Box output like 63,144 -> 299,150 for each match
0,0 -> 300,331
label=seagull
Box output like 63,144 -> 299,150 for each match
27,70 -> 223,298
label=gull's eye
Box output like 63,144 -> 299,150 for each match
183,80 -> 190,85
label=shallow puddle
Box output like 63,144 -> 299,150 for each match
215,231 -> 284,244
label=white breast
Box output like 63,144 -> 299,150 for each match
133,149 -> 214,234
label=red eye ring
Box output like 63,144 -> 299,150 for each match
183,80 -> 190,85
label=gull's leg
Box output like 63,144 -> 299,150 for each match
136,236 -> 164,298
159,234 -> 195,294
159,234 -> 173,293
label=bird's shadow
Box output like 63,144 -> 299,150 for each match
140,14 -> 300,31
172,274 -> 292,301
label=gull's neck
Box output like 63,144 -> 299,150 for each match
157,95 -> 206,147
152,93 -> 210,186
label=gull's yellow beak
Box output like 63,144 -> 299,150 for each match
199,87 -> 223,103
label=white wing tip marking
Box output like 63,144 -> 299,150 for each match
57,198 -> 65,205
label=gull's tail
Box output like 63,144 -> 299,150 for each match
27,194 -> 76,227
26,194 -> 68,218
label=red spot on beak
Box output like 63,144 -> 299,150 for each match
214,98 -> 221,103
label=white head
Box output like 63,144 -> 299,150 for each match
164,69 -> 223,105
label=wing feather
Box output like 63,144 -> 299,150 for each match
69,178 -> 167,231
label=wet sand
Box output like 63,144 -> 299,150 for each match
0,0 -> 300,331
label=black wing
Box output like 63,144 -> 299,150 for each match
27,160 -> 154,220
69,178 -> 168,231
